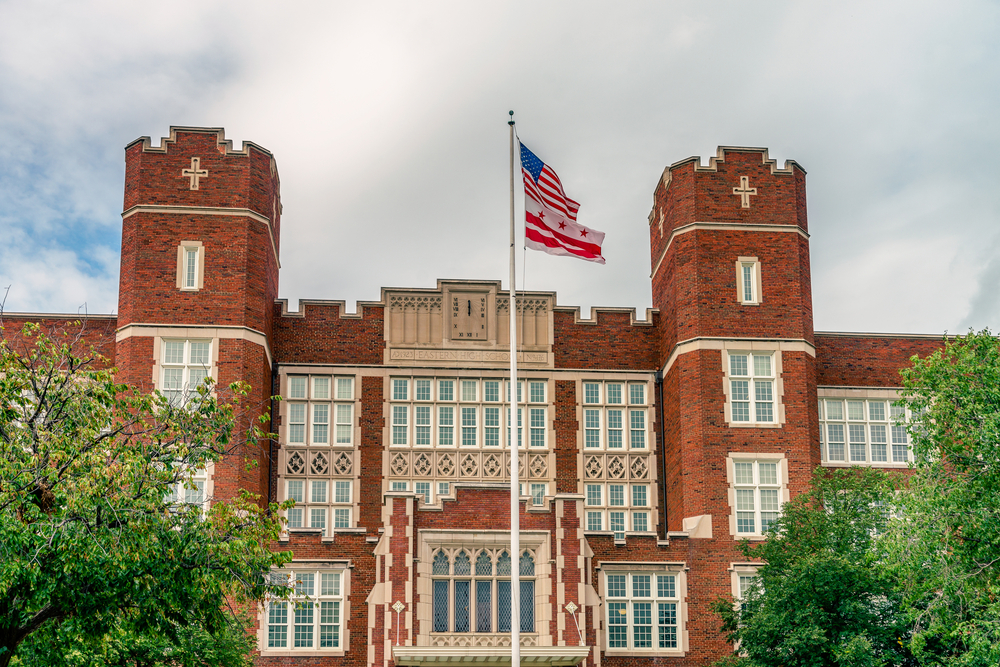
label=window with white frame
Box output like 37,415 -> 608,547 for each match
727,352 -> 776,425
285,478 -> 353,535
604,569 -> 684,652
389,377 -> 548,450
581,380 -> 649,450
431,548 -> 536,635
285,375 -> 354,447
731,460 -> 783,536
176,241 -> 204,291
736,256 -> 761,305
160,339 -> 212,407
164,467 -> 210,512
266,569 -> 345,651
819,396 -> 912,465
584,482 -> 651,538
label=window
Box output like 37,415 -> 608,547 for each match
160,339 -> 212,407
529,483 -> 546,506
285,375 -> 354,446
431,548 -> 536,635
164,467 -> 210,512
176,241 -> 204,291
584,483 -> 651,538
736,256 -> 761,305
581,380 -> 649,450
730,459 -> 784,536
388,377 -> 548,450
284,476 -> 354,535
819,396 -> 913,465
727,352 -> 776,425
604,569 -> 684,652
266,569 -> 345,652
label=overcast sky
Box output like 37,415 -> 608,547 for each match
1,1 -> 998,335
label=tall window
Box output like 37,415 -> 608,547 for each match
731,459 -> 783,536
160,339 -> 212,407
581,380 -> 649,450
584,483 -> 650,538
727,352 -> 775,425
431,548 -> 535,634
266,569 -> 344,651
285,375 -> 354,446
604,570 -> 683,652
819,397 -> 912,465
736,256 -> 760,305
164,467 -> 210,512
176,241 -> 204,291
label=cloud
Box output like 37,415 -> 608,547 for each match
0,0 -> 998,333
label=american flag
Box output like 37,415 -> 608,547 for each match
519,142 -> 605,264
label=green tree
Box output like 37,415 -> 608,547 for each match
714,467 -> 912,667
889,329 -> 1000,666
0,323 -> 291,667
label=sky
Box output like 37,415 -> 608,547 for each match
1,0 -> 998,335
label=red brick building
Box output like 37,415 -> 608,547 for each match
3,127 -> 944,666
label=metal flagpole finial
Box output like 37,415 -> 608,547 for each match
509,110 -> 515,126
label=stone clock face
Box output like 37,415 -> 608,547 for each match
451,293 -> 487,340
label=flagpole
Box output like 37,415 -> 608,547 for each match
508,110 -> 521,667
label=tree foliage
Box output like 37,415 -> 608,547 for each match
0,323 -> 291,666
888,329 -> 1000,666
714,467 -> 912,667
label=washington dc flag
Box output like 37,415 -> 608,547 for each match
519,142 -> 605,264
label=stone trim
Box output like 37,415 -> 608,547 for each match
117,324 -> 272,368
662,336 -> 815,377
122,205 -> 280,269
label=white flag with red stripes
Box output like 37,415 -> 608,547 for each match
519,142 -> 605,264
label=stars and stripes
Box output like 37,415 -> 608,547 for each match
519,142 -> 605,264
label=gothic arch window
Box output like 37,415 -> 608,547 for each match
431,548 -> 535,635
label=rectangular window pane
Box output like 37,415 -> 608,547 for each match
633,601 -> 652,648
630,410 -> 646,448
334,481 -> 350,503
607,409 -> 623,448
632,510 -> 648,532
848,400 -> 865,420
454,581 -> 470,632
608,602 -> 627,648
607,383 -> 623,404
415,405 -> 431,446
311,481 -> 327,503
312,403 -> 329,444
392,405 -> 408,445
610,511 -> 625,539
586,484 -> 602,506
529,381 -> 545,403
498,581 -> 511,633
438,406 -> 454,446
827,423 -> 845,461
415,379 -> 431,401
336,377 -> 353,400
310,508 -> 326,533
393,379 -> 408,401
484,380 -> 500,402
164,340 -> 185,364
730,354 -> 748,377
288,376 -> 307,399
584,382 -> 600,404
189,342 -> 210,365
320,601 -> 339,647
476,580 -> 492,632
632,485 -> 647,507
461,407 -> 477,446
336,404 -> 352,444
753,354 -> 771,377
433,580 -> 449,632
268,602 -> 288,647
415,482 -> 431,504
587,510 -> 603,531
484,406 -> 500,447
438,380 -> 454,401
657,574 -> 675,598
186,249 -> 197,287
734,461 -> 754,485
658,602 -> 677,648
287,507 -> 303,528
742,263 -> 755,302
438,482 -> 450,496
608,485 -> 625,506
313,377 -> 331,399
826,399 -> 844,420
529,408 -> 545,447
585,409 -> 601,448
869,401 -> 886,421
520,580 -> 535,632
322,572 -> 341,595
334,508 -> 350,528
758,462 -> 777,485
287,480 -> 304,503
629,384 -> 645,405
461,380 -> 477,402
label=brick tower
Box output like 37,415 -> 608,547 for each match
115,127 -> 282,502
648,147 -> 818,653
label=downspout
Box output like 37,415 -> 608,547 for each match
656,370 -> 668,538
268,363 -> 278,506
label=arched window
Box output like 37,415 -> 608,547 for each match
431,548 -> 536,634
